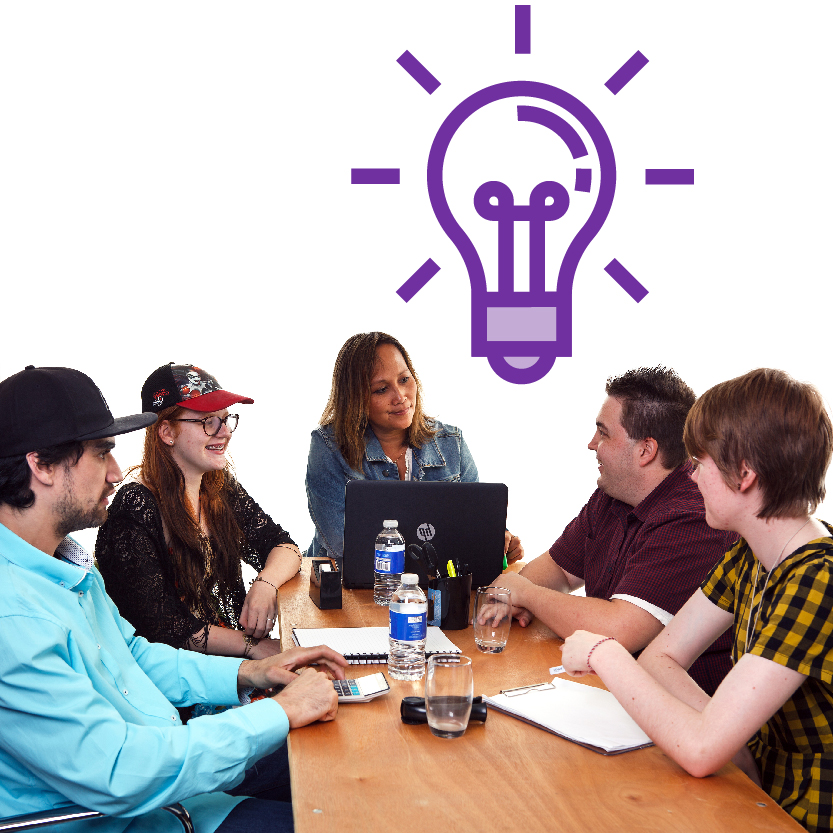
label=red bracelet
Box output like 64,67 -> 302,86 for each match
586,636 -> 616,670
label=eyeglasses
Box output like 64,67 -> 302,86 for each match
173,413 -> 239,436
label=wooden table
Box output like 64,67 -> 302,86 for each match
279,563 -> 801,832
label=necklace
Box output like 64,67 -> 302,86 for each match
386,444 -> 408,464
744,517 -> 813,655
385,444 -> 411,481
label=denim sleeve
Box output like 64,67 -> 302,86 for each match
305,429 -> 352,560
458,430 -> 479,483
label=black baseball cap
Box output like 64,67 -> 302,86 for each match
141,363 -> 254,413
0,366 -> 158,458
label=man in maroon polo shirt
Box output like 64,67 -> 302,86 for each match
496,367 -> 735,695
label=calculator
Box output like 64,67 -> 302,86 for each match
333,672 -> 391,703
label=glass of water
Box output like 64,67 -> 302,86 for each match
473,586 -> 512,653
424,654 -> 473,739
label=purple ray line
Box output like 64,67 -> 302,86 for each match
604,258 -> 648,302
646,168 -> 694,185
397,258 -> 441,302
605,51 -> 649,95
396,51 -> 440,94
515,5 -> 531,54
351,168 -> 400,185
575,168 -> 592,192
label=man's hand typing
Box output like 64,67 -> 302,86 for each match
271,667 -> 340,728
238,644 -> 348,690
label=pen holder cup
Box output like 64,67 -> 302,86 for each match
427,572 -> 472,630
308,558 -> 342,610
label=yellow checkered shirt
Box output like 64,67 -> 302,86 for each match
703,528 -> 833,832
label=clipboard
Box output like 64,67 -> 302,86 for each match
483,678 -> 654,756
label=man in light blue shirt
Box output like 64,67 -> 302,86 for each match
0,366 -> 347,833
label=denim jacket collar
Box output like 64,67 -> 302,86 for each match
363,426 -> 447,469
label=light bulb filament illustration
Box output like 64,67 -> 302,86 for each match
474,180 -> 570,295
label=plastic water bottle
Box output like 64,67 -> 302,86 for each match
388,573 -> 427,681
373,520 -> 405,606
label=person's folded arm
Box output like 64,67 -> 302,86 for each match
239,543 -> 302,639
562,624 -> 805,779
519,552 -> 582,592
496,569 -> 665,651
638,589 -> 733,710
228,481 -> 303,612
637,589 -> 762,782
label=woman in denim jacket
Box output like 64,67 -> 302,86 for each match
305,332 -> 523,564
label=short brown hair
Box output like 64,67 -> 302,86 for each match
320,332 -> 435,471
684,368 -> 832,519
605,366 -> 696,469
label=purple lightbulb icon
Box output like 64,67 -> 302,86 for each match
427,81 -> 616,384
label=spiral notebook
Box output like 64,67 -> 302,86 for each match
292,626 -> 461,664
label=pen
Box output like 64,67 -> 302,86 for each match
549,665 -> 565,675
446,559 -> 457,578
502,554 -> 508,571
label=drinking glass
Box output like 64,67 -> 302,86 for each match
473,586 -> 512,653
424,654 -> 473,739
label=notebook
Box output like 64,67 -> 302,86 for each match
342,481 -> 508,591
483,678 -> 653,755
292,626 -> 461,664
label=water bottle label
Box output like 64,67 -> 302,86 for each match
375,545 -> 405,574
427,587 -> 441,627
389,604 -> 427,641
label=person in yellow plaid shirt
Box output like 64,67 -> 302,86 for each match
558,368 -> 833,832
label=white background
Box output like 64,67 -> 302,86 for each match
1,1 -> 830,560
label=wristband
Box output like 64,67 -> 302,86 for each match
586,636 -> 616,670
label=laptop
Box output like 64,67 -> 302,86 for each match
342,480 -> 508,591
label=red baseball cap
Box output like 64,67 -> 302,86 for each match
141,363 -> 254,413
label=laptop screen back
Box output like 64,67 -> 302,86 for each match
342,481 -> 508,591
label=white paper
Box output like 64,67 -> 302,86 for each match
484,678 -> 652,753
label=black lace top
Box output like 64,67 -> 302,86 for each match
95,480 -> 295,650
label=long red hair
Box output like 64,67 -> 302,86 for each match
130,404 -> 246,620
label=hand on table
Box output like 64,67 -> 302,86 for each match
561,630 -> 614,678
239,645 -> 348,690
273,667 -> 339,728
482,571 -> 534,626
510,605 -> 535,627
239,576 -> 279,639
504,531 -> 524,564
